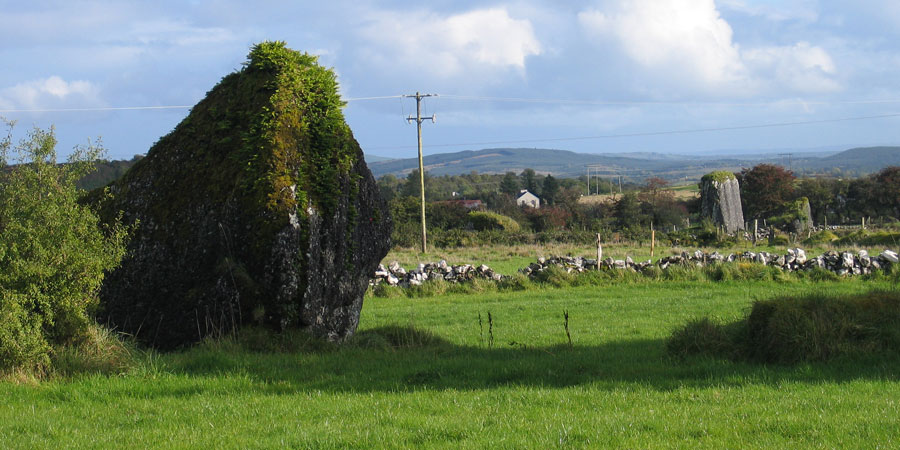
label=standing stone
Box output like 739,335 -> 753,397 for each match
699,171 -> 745,234
94,42 -> 392,348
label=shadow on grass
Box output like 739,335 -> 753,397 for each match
157,325 -> 900,395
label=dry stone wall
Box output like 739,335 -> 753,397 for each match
374,249 -> 899,288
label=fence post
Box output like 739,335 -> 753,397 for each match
753,219 -> 758,246
597,233 -> 602,270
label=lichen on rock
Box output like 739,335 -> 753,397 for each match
94,42 -> 392,348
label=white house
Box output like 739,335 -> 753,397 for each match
516,189 -> 540,208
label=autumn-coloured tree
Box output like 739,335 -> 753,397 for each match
737,164 -> 796,220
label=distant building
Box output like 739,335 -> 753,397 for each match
516,190 -> 540,208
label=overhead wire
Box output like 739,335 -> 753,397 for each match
435,94 -> 900,107
3,93 -> 898,152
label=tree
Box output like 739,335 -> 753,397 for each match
400,169 -> 437,199
520,168 -> 539,194
542,174 -> 560,205
737,164 -> 796,220
499,171 -> 520,196
873,166 -> 900,219
0,121 -> 128,371
376,174 -> 401,202
613,192 -> 646,228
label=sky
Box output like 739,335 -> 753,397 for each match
1,0 -> 900,161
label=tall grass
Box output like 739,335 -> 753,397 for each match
668,290 -> 900,363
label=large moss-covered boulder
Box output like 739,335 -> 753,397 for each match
699,171 -> 745,233
96,42 -> 391,348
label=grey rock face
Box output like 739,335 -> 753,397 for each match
699,176 -> 745,233
96,44 -> 392,348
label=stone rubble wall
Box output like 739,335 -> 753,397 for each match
373,249 -> 899,288
371,260 -> 503,288
519,248 -> 898,278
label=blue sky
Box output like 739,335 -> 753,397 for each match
1,0 -> 899,160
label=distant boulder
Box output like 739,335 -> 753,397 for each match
699,171 -> 745,233
95,42 -> 392,348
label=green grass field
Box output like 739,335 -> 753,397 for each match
2,274 -> 899,448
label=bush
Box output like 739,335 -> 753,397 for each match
0,122 -> 128,373
742,291 -> 900,363
803,230 -> 839,245
668,290 -> 900,364
468,211 -> 521,232
768,233 -> 790,246
835,230 -> 900,246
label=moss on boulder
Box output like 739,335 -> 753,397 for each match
95,42 -> 392,348
700,171 -> 736,184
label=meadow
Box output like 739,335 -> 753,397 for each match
2,258 -> 899,448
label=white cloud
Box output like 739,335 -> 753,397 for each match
744,42 -> 839,93
359,8 -> 541,80
577,0 -> 840,97
579,0 -> 745,88
1,76 -> 101,110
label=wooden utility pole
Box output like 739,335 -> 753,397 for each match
404,92 -> 437,253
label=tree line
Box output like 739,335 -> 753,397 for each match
381,164 -> 900,248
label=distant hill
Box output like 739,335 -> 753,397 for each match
76,156 -> 144,190
364,154 -> 394,163
804,146 -> 900,173
76,146 -> 899,189
367,146 -> 900,181
368,147 -> 752,180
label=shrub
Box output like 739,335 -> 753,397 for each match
742,291 -> 900,363
768,233 -> 790,246
835,230 -> 900,246
468,211 -> 521,232
668,290 -> 900,364
0,122 -> 128,373
803,230 -> 839,245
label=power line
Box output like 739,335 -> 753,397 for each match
364,112 -> 900,151
345,95 -> 405,101
438,94 -> 900,107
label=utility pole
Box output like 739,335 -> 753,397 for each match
404,92 -> 437,254
778,153 -> 794,171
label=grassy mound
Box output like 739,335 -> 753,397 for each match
668,290 -> 900,363
835,230 -> 900,246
